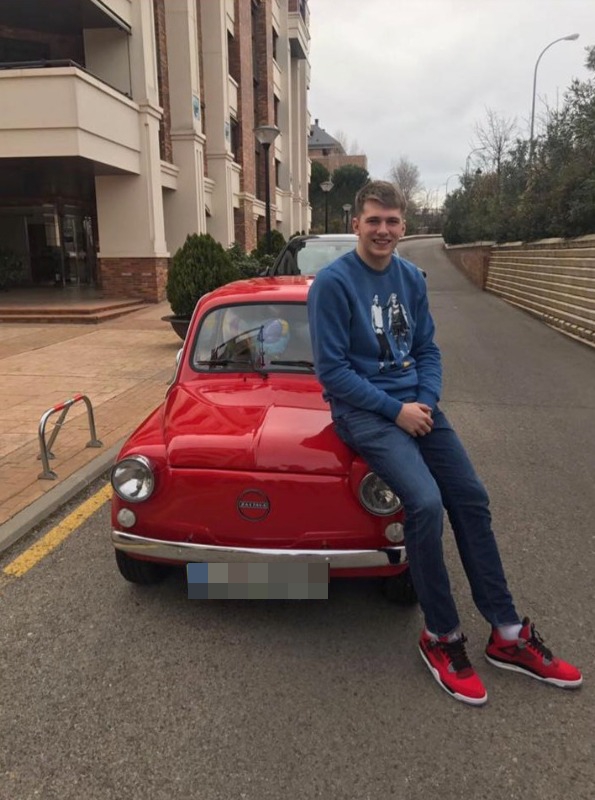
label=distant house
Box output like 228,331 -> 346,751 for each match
308,119 -> 368,173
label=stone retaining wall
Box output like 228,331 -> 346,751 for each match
445,237 -> 595,347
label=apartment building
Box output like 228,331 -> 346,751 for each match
0,0 -> 311,302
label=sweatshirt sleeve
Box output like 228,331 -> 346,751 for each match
411,272 -> 442,410
308,269 -> 403,421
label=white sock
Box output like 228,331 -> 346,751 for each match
426,627 -> 461,643
497,623 -> 523,641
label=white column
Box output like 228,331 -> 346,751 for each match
163,0 -> 207,253
200,0 -> 235,246
95,0 -> 168,258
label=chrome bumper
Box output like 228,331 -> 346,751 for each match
112,530 -> 406,570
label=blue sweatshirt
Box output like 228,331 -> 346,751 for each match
307,250 -> 442,421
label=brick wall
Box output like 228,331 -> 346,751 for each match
234,204 -> 256,253
444,243 -> 494,289
231,0 -> 256,196
153,0 -> 173,163
98,257 -> 170,302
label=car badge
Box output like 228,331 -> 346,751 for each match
237,489 -> 271,521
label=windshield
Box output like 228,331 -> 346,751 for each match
191,302 -> 314,373
296,240 -> 355,275
274,239 -> 356,276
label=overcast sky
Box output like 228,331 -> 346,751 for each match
307,0 -> 593,202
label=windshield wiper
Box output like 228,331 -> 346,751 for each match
194,358 -> 248,367
194,357 -> 268,376
204,325 -> 269,375
270,359 -> 315,371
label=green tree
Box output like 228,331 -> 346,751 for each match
328,164 -> 369,228
443,45 -> 595,244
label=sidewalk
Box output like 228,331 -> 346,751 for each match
0,301 -> 181,550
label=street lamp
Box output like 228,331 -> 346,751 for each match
342,203 -> 352,233
254,124 -> 281,253
320,179 -> 333,233
529,33 -> 579,160
465,147 -> 486,175
444,173 -> 459,196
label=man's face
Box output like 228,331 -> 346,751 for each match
353,200 -> 406,270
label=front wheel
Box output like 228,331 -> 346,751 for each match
115,549 -> 169,585
382,570 -> 418,605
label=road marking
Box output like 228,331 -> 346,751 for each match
2,483 -> 112,579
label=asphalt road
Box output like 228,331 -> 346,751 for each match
2,238 -> 594,800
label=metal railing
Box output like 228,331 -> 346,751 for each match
0,59 -> 132,98
38,394 -> 102,480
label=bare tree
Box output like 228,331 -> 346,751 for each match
473,108 -> 517,176
349,138 -> 361,155
333,129 -> 349,154
388,157 -> 424,206
334,130 -> 365,156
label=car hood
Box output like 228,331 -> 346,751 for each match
163,379 -> 353,474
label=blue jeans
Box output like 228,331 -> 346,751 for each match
333,407 -> 520,636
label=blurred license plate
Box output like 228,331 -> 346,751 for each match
187,562 -> 329,599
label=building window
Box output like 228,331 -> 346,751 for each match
272,28 -> 279,61
228,30 -> 240,83
251,4 -> 259,83
274,96 -> 280,126
275,159 -> 281,188
230,117 -> 240,162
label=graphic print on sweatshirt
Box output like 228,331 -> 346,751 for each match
370,292 -> 411,370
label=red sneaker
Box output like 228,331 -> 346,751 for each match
485,618 -> 583,689
419,630 -> 488,706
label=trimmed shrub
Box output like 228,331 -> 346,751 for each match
226,243 -> 263,279
251,229 -> 286,259
166,233 -> 239,318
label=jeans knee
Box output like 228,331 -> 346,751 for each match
409,491 -> 443,528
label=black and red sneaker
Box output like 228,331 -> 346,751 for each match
485,618 -> 583,689
419,630 -> 488,706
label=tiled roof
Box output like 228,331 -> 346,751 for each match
308,119 -> 344,152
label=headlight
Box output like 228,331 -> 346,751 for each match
111,456 -> 155,503
359,472 -> 402,516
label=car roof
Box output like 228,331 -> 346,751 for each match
198,276 -> 311,310
289,234 -> 357,243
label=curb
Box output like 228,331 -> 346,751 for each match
0,439 -> 124,556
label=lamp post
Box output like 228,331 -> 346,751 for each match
444,173 -> 459,196
342,203 -> 352,233
529,33 -> 579,161
254,124 -> 281,253
320,179 -> 333,233
465,147 -> 486,175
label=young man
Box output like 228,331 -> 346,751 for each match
307,180 -> 582,706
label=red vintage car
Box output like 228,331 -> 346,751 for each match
110,276 -> 416,603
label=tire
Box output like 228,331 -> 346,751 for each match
382,569 -> 418,606
115,549 -> 169,585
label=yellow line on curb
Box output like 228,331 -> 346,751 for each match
3,483 -> 112,579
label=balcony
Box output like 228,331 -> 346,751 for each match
288,1 -> 309,60
0,0 -> 131,33
0,64 -> 140,174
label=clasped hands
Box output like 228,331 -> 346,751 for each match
396,402 -> 434,437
